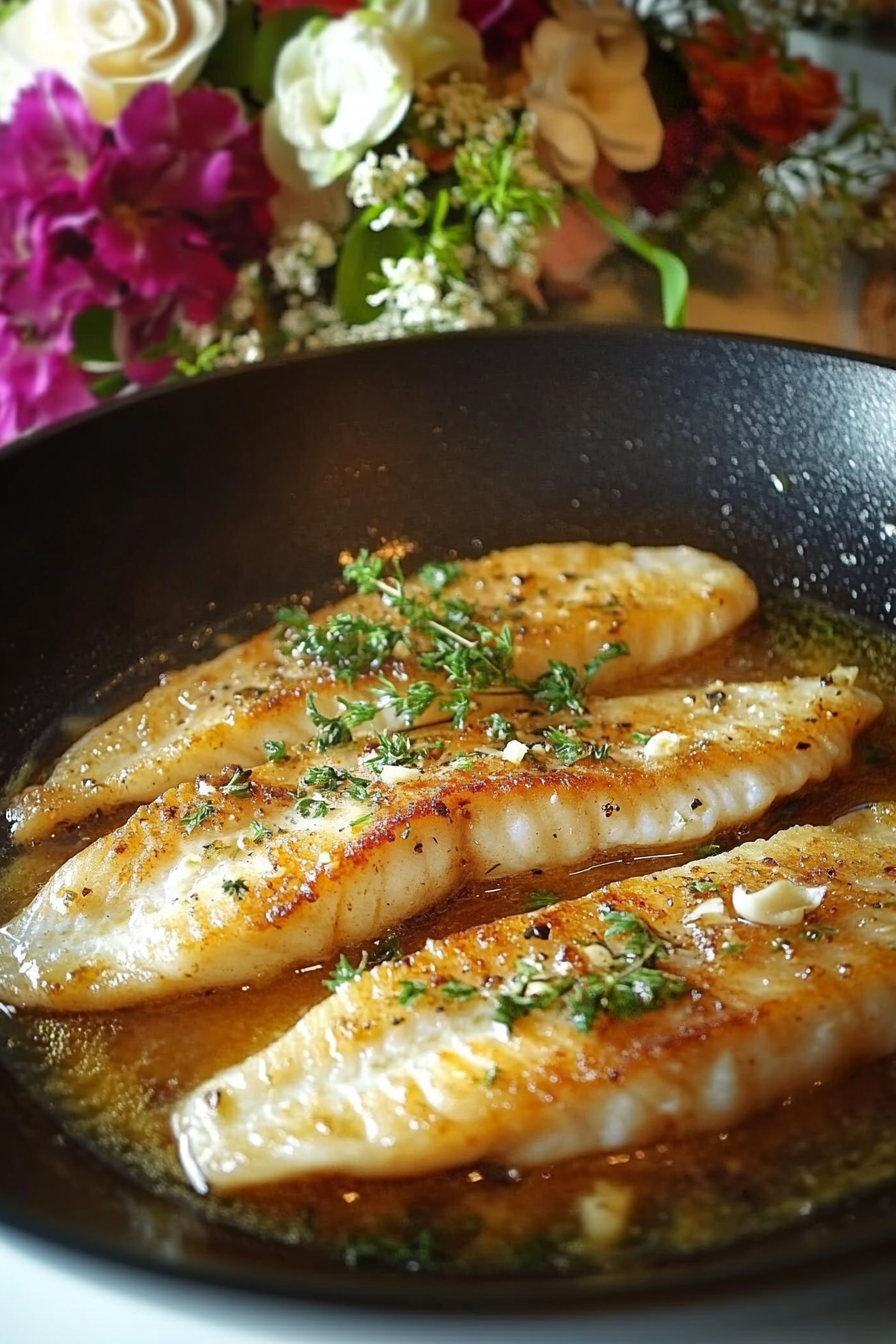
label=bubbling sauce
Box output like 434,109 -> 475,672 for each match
3,597 -> 896,1275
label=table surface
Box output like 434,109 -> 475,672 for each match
4,27 -> 896,1344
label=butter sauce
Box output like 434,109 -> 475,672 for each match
3,596 -> 896,1274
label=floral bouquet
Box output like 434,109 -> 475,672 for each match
0,0 -> 893,445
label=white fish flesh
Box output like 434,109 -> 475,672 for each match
0,674 -> 878,1011
171,808 -> 896,1189
7,544 -> 757,844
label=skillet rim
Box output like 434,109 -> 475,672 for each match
3,323 -> 896,1310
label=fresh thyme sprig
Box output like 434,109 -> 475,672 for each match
493,904 -> 686,1034
532,644 -> 629,715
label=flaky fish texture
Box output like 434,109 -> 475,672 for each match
0,675 -> 878,1011
172,808 -> 896,1190
7,544 -> 757,844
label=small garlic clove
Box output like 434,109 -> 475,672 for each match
732,878 -> 826,928
683,895 -> 728,924
642,730 -> 683,759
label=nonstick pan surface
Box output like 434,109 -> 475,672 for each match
3,325 -> 896,1309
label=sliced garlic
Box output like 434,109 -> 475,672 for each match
578,1181 -> 634,1250
502,739 -> 529,764
827,665 -> 859,688
732,878 -> 826,928
642,730 -> 683,760
683,895 -> 728,925
581,943 -> 615,971
379,764 -> 422,786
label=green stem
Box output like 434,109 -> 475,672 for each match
573,188 -> 689,330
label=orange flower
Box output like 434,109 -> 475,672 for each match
684,17 -> 840,161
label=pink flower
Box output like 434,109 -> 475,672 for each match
0,318 -> 95,444
0,74 -> 277,445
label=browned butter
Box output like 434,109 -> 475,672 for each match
3,596 -> 896,1275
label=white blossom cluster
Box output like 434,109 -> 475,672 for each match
412,73 -> 520,149
268,222 -> 338,298
474,207 -> 540,277
348,147 -> 430,231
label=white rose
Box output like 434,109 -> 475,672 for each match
264,14 -> 414,193
370,0 -> 482,83
0,0 -> 225,123
524,0 -> 662,186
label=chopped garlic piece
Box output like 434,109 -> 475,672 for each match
581,943 -> 614,971
578,1181 -> 633,1250
379,764 -> 422,786
683,895 -> 728,924
317,851 -> 331,866
642,730 -> 683,759
732,878 -> 826,927
502,739 -> 529,764
827,665 -> 859,688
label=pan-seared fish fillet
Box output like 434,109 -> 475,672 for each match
7,544 -> 756,844
172,809 -> 896,1189
0,675 -> 877,1011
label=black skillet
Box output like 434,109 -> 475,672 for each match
3,325 -> 896,1309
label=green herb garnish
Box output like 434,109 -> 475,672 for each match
397,979 -> 428,1006
180,801 -> 216,834
221,767 -> 252,797
323,952 -> 367,991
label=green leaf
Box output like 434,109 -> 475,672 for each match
251,9 -> 327,104
72,306 -> 116,364
335,216 -> 416,325
573,188 -> 689,329
202,0 -> 257,91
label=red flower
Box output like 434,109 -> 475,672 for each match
460,0 -> 548,63
624,107 -> 720,216
684,17 -> 840,160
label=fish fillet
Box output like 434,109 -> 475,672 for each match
0,675 -> 877,1011
7,544 -> 757,844
171,808 -> 896,1189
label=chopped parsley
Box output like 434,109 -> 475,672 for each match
531,644 -> 628,715
294,795 -> 330,819
396,979 -> 428,1006
264,739 -> 288,762
222,878 -> 249,898
493,904 -> 686,1035
688,879 -> 720,894
416,560 -> 463,596
441,979 -> 477,1001
364,730 -> 426,775
221,767 -> 252,797
322,952 -> 367,991
526,888 -> 561,912
543,726 -> 605,765
248,820 -> 272,842
484,712 -> 514,742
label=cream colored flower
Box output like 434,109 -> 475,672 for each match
371,0 -> 482,83
0,0 -> 225,123
524,0 -> 662,186
264,14 -> 414,192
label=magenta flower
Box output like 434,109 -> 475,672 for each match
0,317 -> 96,443
0,74 -> 277,447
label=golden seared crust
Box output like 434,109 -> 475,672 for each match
171,813 -> 896,1189
7,543 -> 757,844
0,675 -> 878,1011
